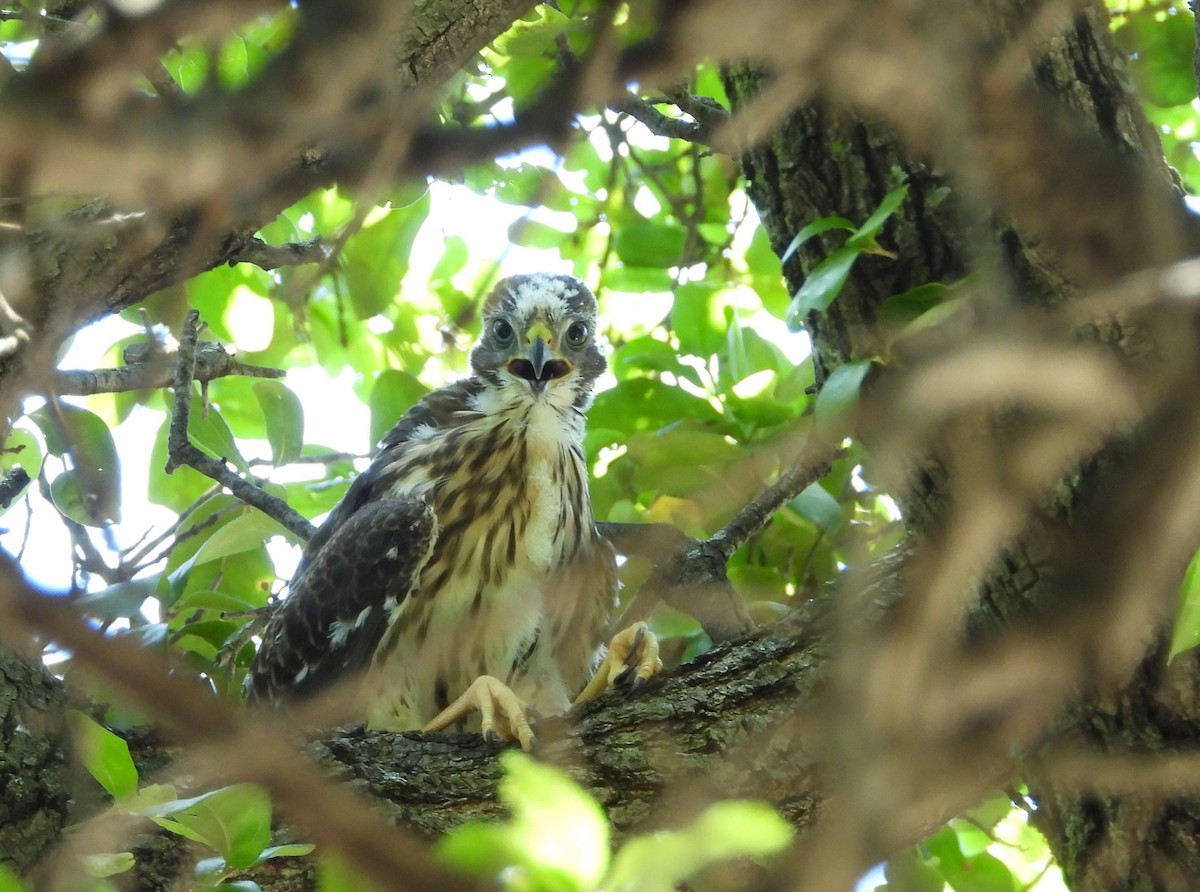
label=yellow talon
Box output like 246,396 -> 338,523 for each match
574,621 -> 663,704
423,675 -> 537,751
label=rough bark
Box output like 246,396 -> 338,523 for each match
0,650 -> 69,874
4,0 -> 1200,890
725,1 -> 1200,890
5,593 -> 837,890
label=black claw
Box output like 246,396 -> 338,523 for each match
623,627 -> 646,667
484,728 -> 501,745
614,665 -> 636,687
527,734 -> 539,750
626,676 -> 646,696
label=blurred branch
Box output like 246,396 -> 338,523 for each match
603,434 -> 842,640
0,288 -> 30,363
163,310 -> 315,542
611,87 -> 729,145
611,93 -> 716,144
0,466 -> 30,510
226,236 -> 329,271
0,555 -> 472,892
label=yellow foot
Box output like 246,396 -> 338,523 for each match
574,621 -> 663,704
422,675 -> 537,752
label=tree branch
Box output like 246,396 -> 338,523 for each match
55,338 -> 285,397
610,93 -> 712,143
224,236 -> 329,271
163,310 -> 315,543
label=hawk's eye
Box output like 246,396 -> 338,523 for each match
565,321 -> 589,348
491,318 -> 514,344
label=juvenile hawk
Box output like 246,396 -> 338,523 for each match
247,273 -> 659,748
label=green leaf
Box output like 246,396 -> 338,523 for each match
589,378 -> 721,435
217,35 -> 249,90
30,402 -> 122,524
1118,9 -> 1197,108
78,578 -> 160,622
149,418 -> 220,511
317,855 -> 382,892
497,6 -> 569,56
613,222 -> 688,268
429,235 -> 469,283
67,710 -> 139,800
509,219 -> 571,249
369,369 -> 429,446
939,850 -> 1017,892
189,511 -> 291,568
779,215 -> 855,265
786,245 -> 861,325
256,844 -> 316,862
142,784 -> 272,870
611,336 -> 703,386
163,388 -> 249,473
0,863 -> 25,892
1169,547 -> 1200,659
497,750 -> 609,886
605,800 -> 791,892
163,45 -> 208,94
438,752 -> 609,889
790,482 -> 845,534
252,381 -> 305,466
847,184 -> 908,249
671,280 -> 726,357
0,425 -> 43,495
82,852 -> 136,878
172,589 -> 260,615
884,849 -> 946,892
785,187 -> 907,328
815,359 -> 873,440
690,800 -> 793,859
342,193 -> 431,320
878,282 -> 951,333
47,472 -> 100,528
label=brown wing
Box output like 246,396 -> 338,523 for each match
245,498 -> 435,703
245,379 -> 482,705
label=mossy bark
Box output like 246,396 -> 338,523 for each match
724,2 -> 1200,890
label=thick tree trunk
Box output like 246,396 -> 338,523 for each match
0,650 -> 69,874
725,2 -> 1200,890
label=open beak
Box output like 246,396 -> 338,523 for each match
506,323 -> 573,391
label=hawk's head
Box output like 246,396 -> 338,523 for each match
470,274 -> 606,409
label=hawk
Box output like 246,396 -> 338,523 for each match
247,273 -> 660,749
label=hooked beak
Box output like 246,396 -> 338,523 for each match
506,323 -> 573,391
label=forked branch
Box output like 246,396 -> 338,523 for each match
164,310 -> 316,543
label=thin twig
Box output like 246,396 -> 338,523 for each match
605,435 -> 842,640
121,484 -> 224,569
247,451 -> 363,468
164,311 -> 316,543
710,436 -> 843,560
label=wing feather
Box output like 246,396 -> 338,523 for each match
246,494 -> 436,703
246,378 -> 478,705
